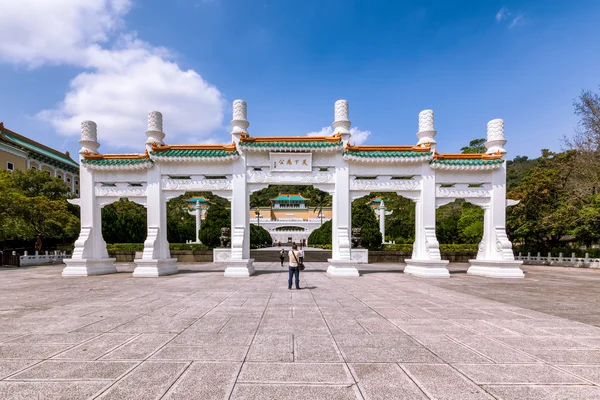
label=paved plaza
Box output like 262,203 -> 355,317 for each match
2,262 -> 600,399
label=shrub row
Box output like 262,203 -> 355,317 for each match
383,244 -> 479,254
106,243 -> 211,252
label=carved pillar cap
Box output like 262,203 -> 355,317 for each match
231,99 -> 249,136
485,118 -> 507,154
146,111 -> 165,146
79,120 -> 100,154
333,99 -> 351,137
416,110 -> 437,146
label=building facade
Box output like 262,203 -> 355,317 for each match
0,122 -> 80,195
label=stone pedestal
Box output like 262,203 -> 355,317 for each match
350,249 -> 369,264
213,248 -> 232,263
133,258 -> 178,277
327,259 -> 360,277
224,259 -> 255,277
467,259 -> 524,278
404,259 -> 450,278
62,258 -> 117,277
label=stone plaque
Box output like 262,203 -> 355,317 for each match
269,152 -> 312,172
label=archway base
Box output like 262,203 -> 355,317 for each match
62,258 -> 117,277
133,259 -> 178,277
327,259 -> 360,277
224,259 -> 255,277
404,259 -> 450,278
467,260 -> 524,278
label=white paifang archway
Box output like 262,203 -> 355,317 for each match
63,99 -> 524,279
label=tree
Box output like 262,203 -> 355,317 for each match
250,224 -> 271,246
308,220 -> 332,245
102,199 -> 147,243
351,201 -> 382,249
312,192 -> 328,226
461,138 -> 486,154
199,203 -> 230,247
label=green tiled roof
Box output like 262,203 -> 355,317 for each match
1,130 -> 79,169
240,141 -> 342,149
82,158 -> 153,166
430,159 -> 504,165
185,197 -> 210,203
272,194 -> 308,201
344,150 -> 432,158
150,149 -> 239,157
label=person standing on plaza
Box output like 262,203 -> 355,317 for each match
279,248 -> 285,267
288,244 -> 302,290
299,245 -> 305,264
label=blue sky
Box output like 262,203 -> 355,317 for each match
1,0 -> 599,159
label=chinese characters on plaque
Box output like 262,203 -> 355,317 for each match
269,153 -> 312,172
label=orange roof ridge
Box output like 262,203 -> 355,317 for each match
83,150 -> 150,160
240,133 -> 341,143
151,143 -> 237,151
345,143 -> 431,152
433,151 -> 502,160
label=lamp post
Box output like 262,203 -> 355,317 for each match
255,207 -> 262,227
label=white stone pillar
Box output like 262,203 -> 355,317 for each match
468,120 -> 523,278
134,113 -> 177,277
328,100 -> 359,277
62,121 -> 116,277
145,111 -> 165,152
333,100 -> 351,145
195,201 -> 201,243
405,124 -> 449,277
378,200 -> 392,244
225,100 -> 254,277
416,110 -> 437,149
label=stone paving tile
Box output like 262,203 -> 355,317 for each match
239,362 -> 352,384
162,362 -> 240,399
523,349 -> 600,364
349,363 -> 428,400
0,343 -> 72,359
449,336 -> 539,363
401,363 -> 494,400
246,334 -> 293,362
454,363 -> 588,384
169,332 -> 254,346
9,360 -> 137,381
6,332 -> 100,345
412,336 -> 494,363
97,361 -> 189,399
0,359 -> 41,380
230,384 -> 360,400
493,336 -> 588,350
150,344 -> 248,361
340,345 -> 442,363
0,381 -> 108,399
482,385 -> 600,400
557,365 -> 600,384
52,333 -> 136,360
295,335 -> 344,362
100,333 -> 175,360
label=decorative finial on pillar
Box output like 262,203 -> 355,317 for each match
416,109 -> 437,147
485,118 -> 507,154
79,121 -> 100,155
145,111 -> 165,151
230,100 -> 249,141
332,100 -> 351,143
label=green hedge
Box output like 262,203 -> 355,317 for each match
106,243 -> 210,252
383,244 -> 479,254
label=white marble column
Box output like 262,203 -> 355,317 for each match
225,100 -> 254,277
405,110 -> 449,277
62,121 -> 116,277
468,119 -> 523,278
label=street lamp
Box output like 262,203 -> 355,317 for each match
255,207 -> 262,227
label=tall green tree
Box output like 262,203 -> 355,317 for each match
351,201 -> 382,249
102,199 -> 147,243
199,203 -> 231,247
460,138 -> 486,154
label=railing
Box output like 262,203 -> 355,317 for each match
17,251 -> 70,267
515,252 -> 600,268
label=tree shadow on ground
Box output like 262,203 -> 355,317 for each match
359,270 -> 403,275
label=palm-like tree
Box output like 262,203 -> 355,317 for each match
313,193 -> 327,226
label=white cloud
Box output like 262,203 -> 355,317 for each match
38,37 -> 225,149
0,0 -> 226,149
495,7 -> 525,28
496,7 -> 508,22
307,126 -> 371,145
0,0 -> 131,68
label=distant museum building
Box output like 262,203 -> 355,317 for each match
0,122 -> 80,195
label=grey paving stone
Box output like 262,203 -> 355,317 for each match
96,361 -> 188,399
6,332 -> 99,345
169,332 -> 254,346
9,360 -> 137,380
413,336 -> 493,363
0,359 -> 41,380
558,365 -> 600,384
0,381 -> 107,400
482,385 -> 600,400
150,344 -> 248,361
350,363 -> 428,400
52,333 -> 136,360
401,363 -> 494,400
0,343 -> 72,359
100,333 -> 174,360
246,334 -> 292,362
494,336 -> 589,350
341,345 -> 441,363
295,335 -> 343,362
449,336 -> 538,363
162,362 -> 240,399
454,363 -> 587,384
524,349 -> 600,364
230,384 -> 360,400
238,362 -> 352,384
